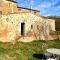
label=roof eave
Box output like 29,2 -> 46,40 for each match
17,7 -> 40,12
7,0 -> 17,3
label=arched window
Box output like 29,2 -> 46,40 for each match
37,25 -> 39,29
31,25 -> 33,29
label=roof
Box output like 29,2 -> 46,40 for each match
17,7 -> 40,12
7,0 -> 17,3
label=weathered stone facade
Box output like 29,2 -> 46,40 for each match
0,0 -> 56,42
0,13 -> 55,42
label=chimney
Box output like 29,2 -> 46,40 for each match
30,4 -> 32,9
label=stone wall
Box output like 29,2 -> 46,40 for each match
0,0 -> 18,14
0,13 -> 55,42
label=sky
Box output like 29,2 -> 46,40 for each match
16,0 -> 60,16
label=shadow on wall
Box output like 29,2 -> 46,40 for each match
33,54 -> 46,60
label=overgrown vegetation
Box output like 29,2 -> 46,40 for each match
0,40 -> 60,60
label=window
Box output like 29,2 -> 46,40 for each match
31,25 -> 33,29
34,11 -> 36,14
37,25 -> 39,29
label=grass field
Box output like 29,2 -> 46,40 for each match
0,40 -> 60,60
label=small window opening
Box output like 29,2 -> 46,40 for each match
34,11 -> 36,14
31,25 -> 33,29
37,25 -> 39,29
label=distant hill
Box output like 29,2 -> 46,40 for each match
47,16 -> 60,31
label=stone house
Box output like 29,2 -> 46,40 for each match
0,0 -> 55,42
